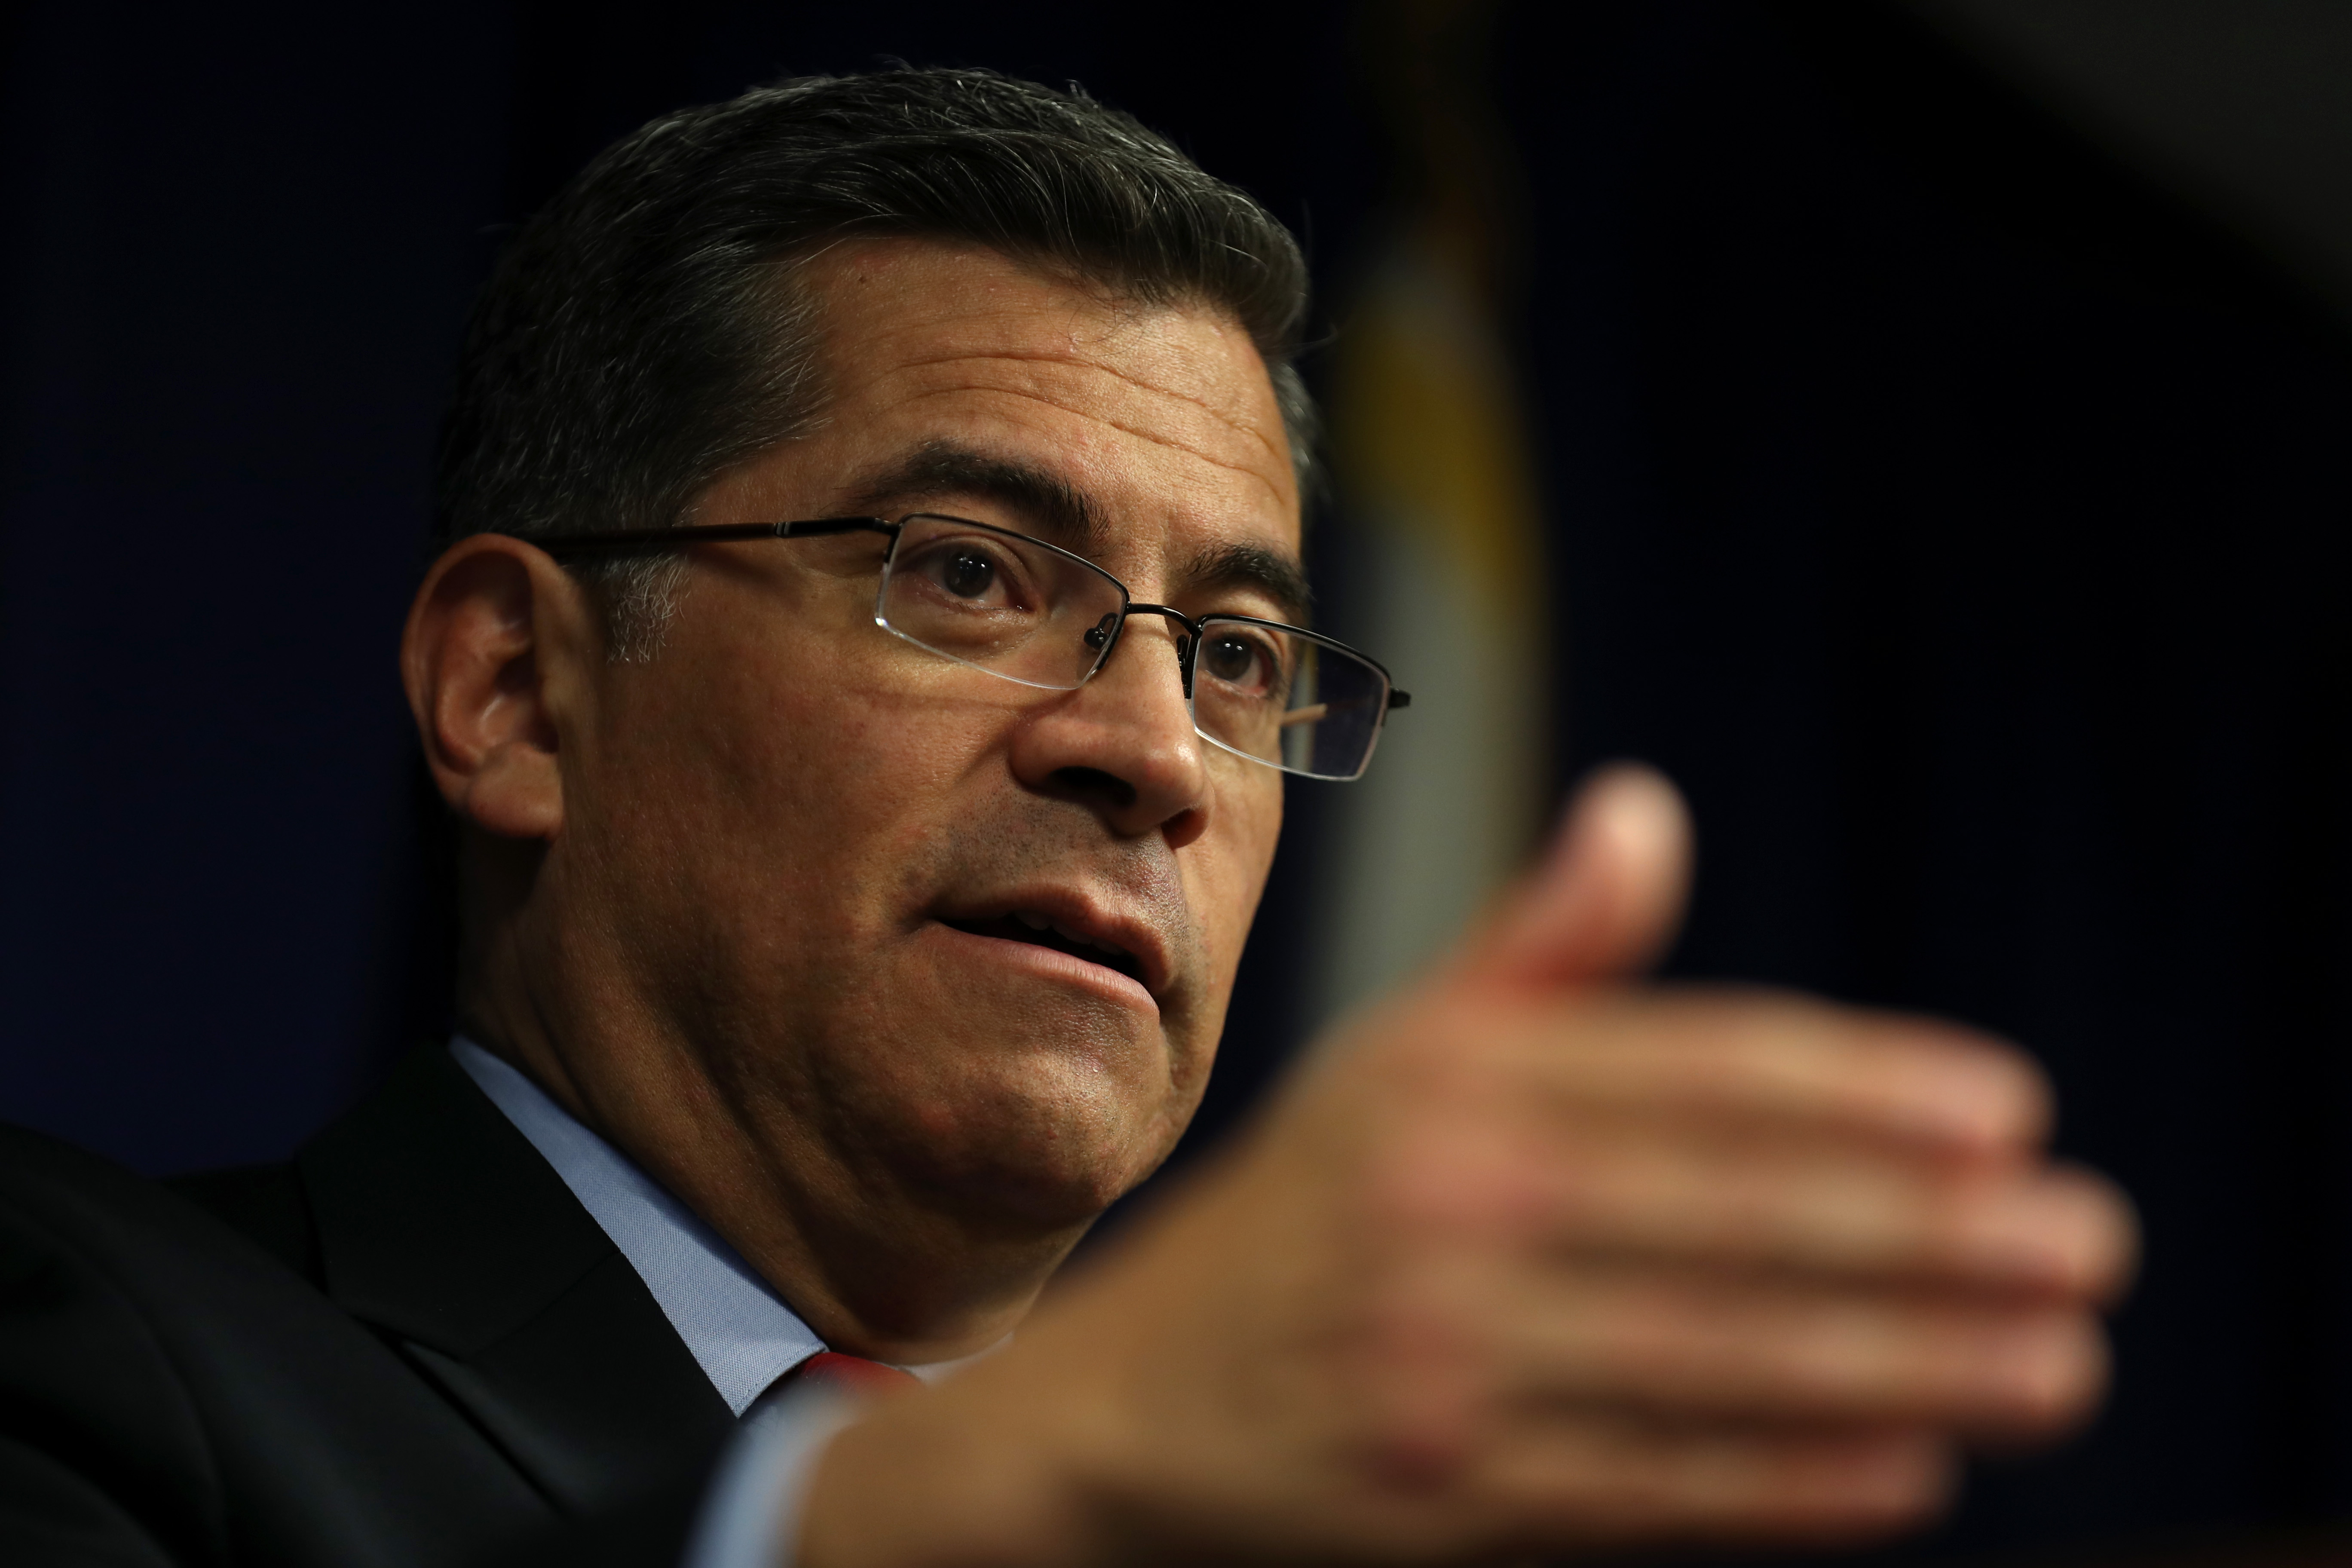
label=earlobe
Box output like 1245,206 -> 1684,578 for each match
400,536 -> 590,842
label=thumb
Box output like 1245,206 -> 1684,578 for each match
1458,763 -> 1694,990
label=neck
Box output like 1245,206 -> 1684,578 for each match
457,917 -> 1090,1364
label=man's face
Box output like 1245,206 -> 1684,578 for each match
542,240 -> 1297,1239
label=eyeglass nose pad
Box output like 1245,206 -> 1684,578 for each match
1083,612 -> 1118,654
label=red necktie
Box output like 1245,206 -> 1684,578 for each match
791,1350 -> 920,1396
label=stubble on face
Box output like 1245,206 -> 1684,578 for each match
527,239 -> 1298,1338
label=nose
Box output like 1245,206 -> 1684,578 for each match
1007,613 -> 1210,845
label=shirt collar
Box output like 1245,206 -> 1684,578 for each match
450,1037 -> 822,1416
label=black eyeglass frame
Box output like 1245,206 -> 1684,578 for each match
525,513 -> 1412,781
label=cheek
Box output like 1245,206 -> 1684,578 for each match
668,633 -> 961,876
1188,772 -> 1287,1004
572,642 -> 928,1017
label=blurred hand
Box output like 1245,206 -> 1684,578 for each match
800,766 -> 2138,1566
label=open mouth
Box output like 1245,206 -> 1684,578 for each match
941,912 -> 1148,988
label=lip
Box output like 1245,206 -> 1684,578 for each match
928,886 -> 1175,1003
926,923 -> 1162,1019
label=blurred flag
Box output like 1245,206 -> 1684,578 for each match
1311,0 -> 1550,1023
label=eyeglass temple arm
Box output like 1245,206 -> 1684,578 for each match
523,517 -> 896,557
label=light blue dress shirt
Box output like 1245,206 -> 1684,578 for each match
450,1037 -> 824,1415
450,1038 -> 901,1565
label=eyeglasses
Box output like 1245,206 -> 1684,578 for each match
528,513 -> 1410,782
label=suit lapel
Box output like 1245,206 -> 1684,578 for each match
296,1047 -> 735,1515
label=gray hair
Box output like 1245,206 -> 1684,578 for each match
436,67 -> 1317,659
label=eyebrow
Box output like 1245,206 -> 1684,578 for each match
1187,541 -> 1315,627
845,441 -> 1107,555
845,438 -> 1313,625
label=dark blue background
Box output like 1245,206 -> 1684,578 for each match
3,4 -> 2347,1558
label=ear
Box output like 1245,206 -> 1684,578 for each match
400,535 -> 600,841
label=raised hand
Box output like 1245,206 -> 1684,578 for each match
802,766 -> 2137,1566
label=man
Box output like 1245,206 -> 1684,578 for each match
0,68 -> 2132,1567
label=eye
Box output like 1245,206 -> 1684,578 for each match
1200,629 -> 1282,696
903,536 -> 1029,609
940,546 -> 996,598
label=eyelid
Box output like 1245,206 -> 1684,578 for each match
1202,608 -> 1303,633
1211,619 -> 1284,643
910,503 -> 1088,554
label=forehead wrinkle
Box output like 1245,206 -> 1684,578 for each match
886,346 -> 1291,477
897,382 -> 1295,517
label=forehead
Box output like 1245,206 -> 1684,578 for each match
787,238 -> 1302,563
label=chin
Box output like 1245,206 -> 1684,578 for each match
883,1051 -> 1197,1231
769,953 -> 1214,1231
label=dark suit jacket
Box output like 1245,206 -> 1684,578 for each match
0,1047 -> 738,1567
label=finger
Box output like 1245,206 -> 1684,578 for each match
1471,1417 -> 1956,1548
1400,988 -> 2056,1155
1460,763 -> 1694,991
1481,1264 -> 2112,1437
1412,1112 -> 2135,1296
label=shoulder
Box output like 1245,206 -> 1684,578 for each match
0,1049 -> 736,1567
166,1161 -> 319,1285
0,1121 -> 305,1309
0,1126 -> 309,1564
0,1120 -> 553,1567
